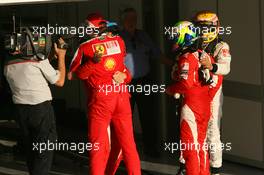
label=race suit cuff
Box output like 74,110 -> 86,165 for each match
211,63 -> 218,73
123,69 -> 132,84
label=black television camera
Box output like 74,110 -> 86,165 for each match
4,27 -> 52,60
4,16 -> 68,60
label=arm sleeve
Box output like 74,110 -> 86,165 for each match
166,57 -> 194,95
123,66 -> 132,84
75,62 -> 95,80
214,42 -> 231,75
39,59 -> 60,84
69,46 -> 84,73
119,37 -> 131,84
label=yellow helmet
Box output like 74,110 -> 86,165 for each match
194,11 -> 219,43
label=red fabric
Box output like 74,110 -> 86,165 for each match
86,12 -> 107,28
105,125 -> 124,175
167,52 -> 211,175
180,118 -> 210,175
70,35 -> 140,175
166,53 -> 200,94
70,35 -> 131,89
87,92 -> 140,175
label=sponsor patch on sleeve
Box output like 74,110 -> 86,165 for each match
179,62 -> 189,80
92,40 -> 121,56
221,49 -> 230,57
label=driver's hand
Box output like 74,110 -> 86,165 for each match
200,52 -> 213,70
113,71 -> 127,84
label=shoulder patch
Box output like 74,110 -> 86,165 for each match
221,48 -> 231,57
92,40 -> 121,56
180,62 -> 189,80
214,41 -> 230,57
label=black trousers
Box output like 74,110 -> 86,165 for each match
130,77 -> 159,156
15,101 -> 57,175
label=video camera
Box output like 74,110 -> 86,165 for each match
4,15 -> 68,60
4,27 -> 52,60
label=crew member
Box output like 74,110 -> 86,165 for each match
4,37 -> 66,175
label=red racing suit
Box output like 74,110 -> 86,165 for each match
175,44 -> 227,171
167,51 -> 213,175
69,34 -> 141,175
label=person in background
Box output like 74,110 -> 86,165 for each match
120,7 -> 173,157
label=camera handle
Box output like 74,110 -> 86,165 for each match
24,27 -> 46,60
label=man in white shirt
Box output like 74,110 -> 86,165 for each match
4,40 -> 66,175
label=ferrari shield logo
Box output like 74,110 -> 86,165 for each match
92,41 -> 121,56
94,44 -> 107,55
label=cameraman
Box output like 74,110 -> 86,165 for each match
4,38 -> 66,175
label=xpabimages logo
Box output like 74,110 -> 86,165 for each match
98,84 -> 166,95
164,25 -> 232,39
164,141 -> 232,154
32,24 -> 100,37
32,140 -> 100,154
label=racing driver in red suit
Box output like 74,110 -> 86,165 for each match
68,13 -> 141,175
167,21 -> 223,175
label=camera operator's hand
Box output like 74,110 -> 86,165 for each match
53,38 -> 66,87
54,38 -> 67,59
